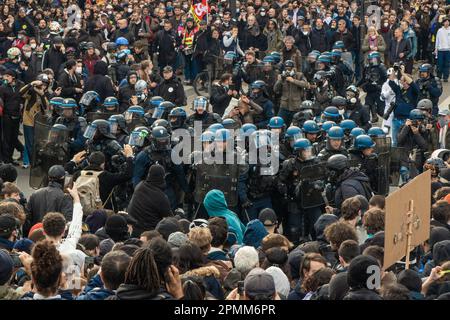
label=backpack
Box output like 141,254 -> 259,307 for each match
74,170 -> 103,213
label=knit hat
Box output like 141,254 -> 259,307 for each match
28,223 -> 43,238
155,217 -> 180,240
13,238 -> 34,254
430,227 -> 450,251
99,238 -> 115,259
146,164 -> 166,189
347,255 -> 380,289
168,231 -> 188,248
265,266 -> 290,299
0,250 -> 13,285
244,267 -> 276,298
85,210 -> 108,234
105,215 -> 129,242
0,164 -> 18,182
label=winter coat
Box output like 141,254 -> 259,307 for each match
334,169 -> 372,210
281,47 -> 302,72
127,165 -> 172,235
42,47 -> 66,77
182,266 -> 224,300
310,27 -> 328,52
388,38 -> 411,64
83,61 -> 115,101
0,80 -> 25,117
58,69 -> 83,100
26,181 -> 73,227
210,83 -> 232,116
274,71 -> 309,111
343,288 -> 382,300
263,26 -> 284,52
203,189 -> 246,244
154,76 -> 186,107
154,29 -> 178,66
331,29 -> 355,52
361,34 -> 386,63
241,25 -> 268,54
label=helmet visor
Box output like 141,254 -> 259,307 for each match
152,106 -> 165,119
83,124 -> 97,139
300,147 -> 314,161
129,130 -> 148,147
109,121 -> 119,135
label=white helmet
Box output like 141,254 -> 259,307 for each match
7,47 -> 21,60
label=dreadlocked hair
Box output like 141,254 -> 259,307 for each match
124,246 -> 161,293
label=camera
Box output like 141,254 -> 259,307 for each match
10,253 -> 23,268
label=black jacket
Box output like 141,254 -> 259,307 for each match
42,47 -> 67,77
343,288 -> 382,300
331,29 -> 355,52
111,284 -> 174,300
84,61 -> 115,101
118,84 -> 135,113
154,76 -> 186,107
0,80 -> 25,117
210,83 -> 231,116
154,29 -> 179,66
127,167 -> 172,235
334,169 -> 372,210
58,69 -> 83,100
26,181 -> 73,227
310,27 -> 328,53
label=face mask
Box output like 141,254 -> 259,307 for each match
128,8 -> 133,13
76,67 -> 82,74
3,79 -> 9,86
18,35 -> 23,40
30,43 -> 37,49
24,51 -> 32,58
303,30 -> 309,35
433,4 -> 438,10
260,11 -> 266,16
384,22 -> 389,27
338,109 -> 345,115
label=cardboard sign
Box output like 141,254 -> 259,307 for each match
384,170 -> 431,269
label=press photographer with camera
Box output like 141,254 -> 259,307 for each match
274,60 -> 310,126
385,63 -> 419,146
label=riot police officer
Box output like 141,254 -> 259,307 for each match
124,105 -> 146,131
242,130 -> 278,221
415,63 -> 443,116
282,126 -> 303,160
278,138 -> 326,243
318,126 -> 349,161
109,114 -> 129,146
133,125 -> 189,209
321,106 -> 342,124
48,97 -> 65,124
79,90 -> 101,114
349,134 -> 379,193
128,126 -> 151,155
55,98 -> 87,156
168,107 -> 188,131
84,119 -> 123,171
248,80 -> 274,129
311,70 -> 335,112
345,85 -> 371,131
302,120 -> 322,155
340,119 -> 357,149
292,100 -> 315,127
358,51 -> 387,123
186,96 -> 222,129
102,96 -> 120,113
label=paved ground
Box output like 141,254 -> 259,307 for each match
14,80 -> 450,199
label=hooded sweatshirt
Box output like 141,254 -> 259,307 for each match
128,164 -> 172,235
84,60 -> 115,101
203,189 -> 246,244
243,219 -> 268,248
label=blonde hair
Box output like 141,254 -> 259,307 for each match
188,227 -> 212,253
367,26 -> 379,37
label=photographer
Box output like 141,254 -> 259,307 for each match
415,63 -> 443,116
386,65 -> 419,146
397,109 -> 430,183
274,60 -> 310,126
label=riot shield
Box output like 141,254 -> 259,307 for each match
373,137 -> 391,195
390,147 -> 408,187
29,116 -> 70,189
298,162 -> 328,209
86,111 -> 115,123
29,115 -> 51,188
194,163 -> 239,207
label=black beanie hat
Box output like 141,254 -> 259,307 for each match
155,217 -> 180,240
105,215 -> 129,242
0,164 -> 18,182
146,164 -> 166,189
347,255 -> 380,290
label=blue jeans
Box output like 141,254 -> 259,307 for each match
183,54 -> 198,82
23,125 -> 34,166
391,118 -> 405,147
437,50 -> 450,80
